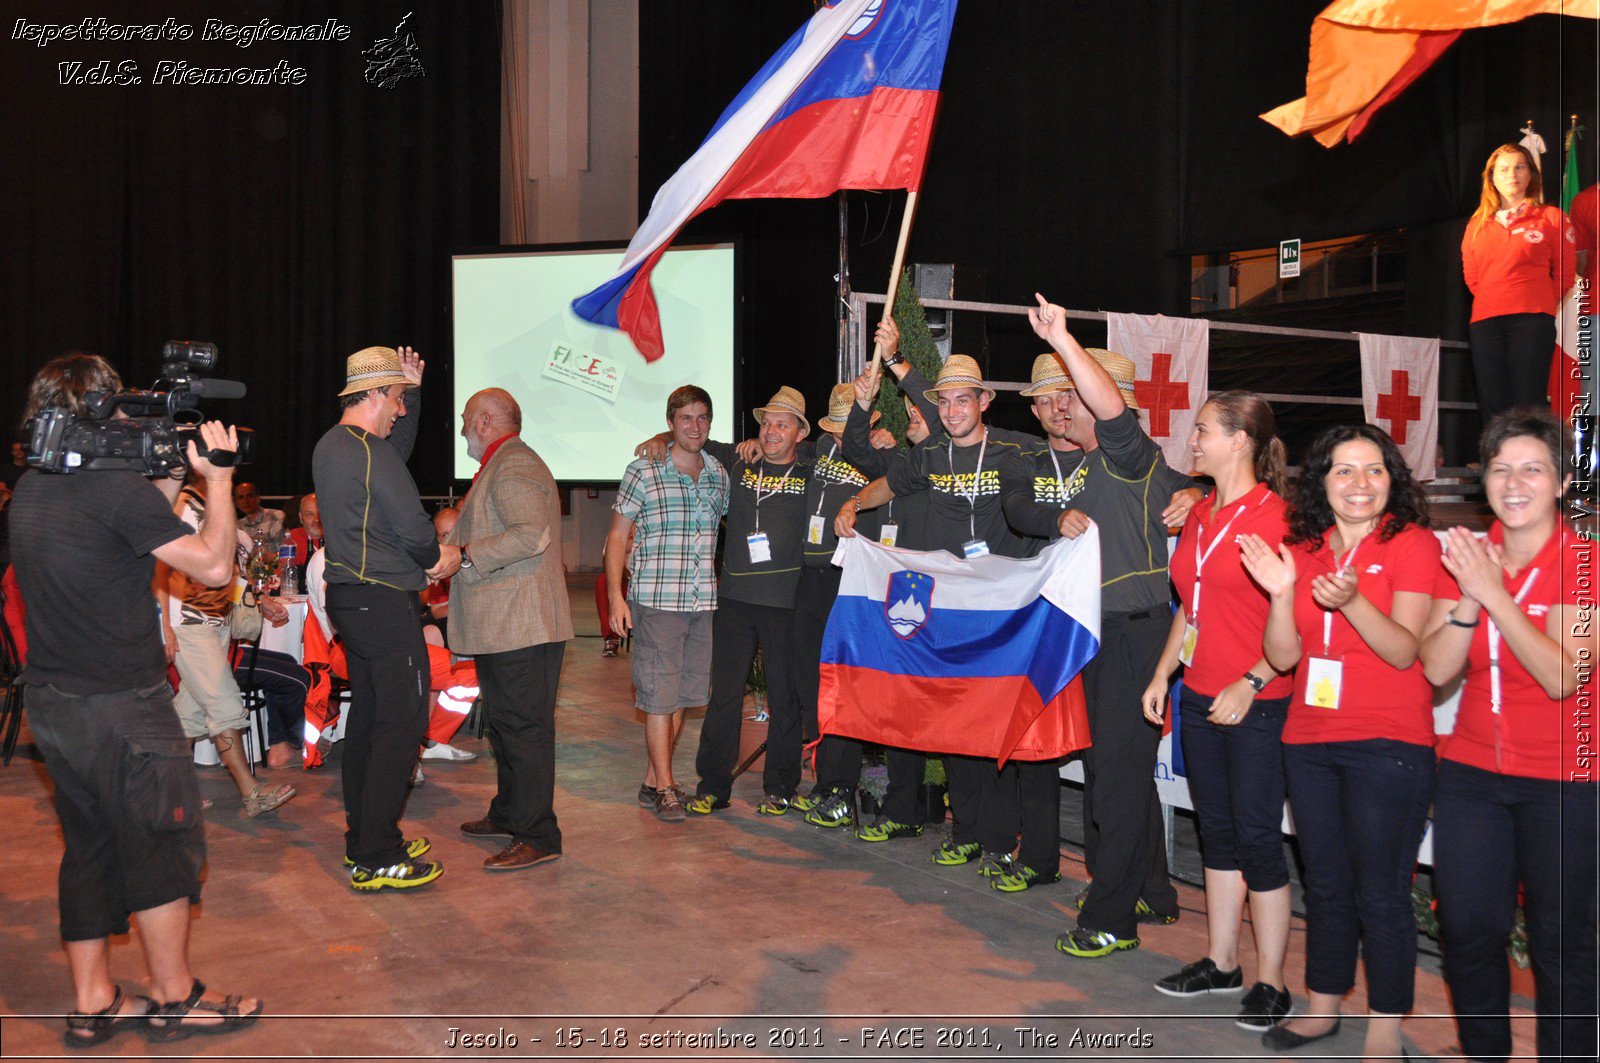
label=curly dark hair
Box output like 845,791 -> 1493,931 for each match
1286,423 -> 1430,550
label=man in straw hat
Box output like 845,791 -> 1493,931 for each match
638,385 -> 814,817
835,350 -> 1036,871
1016,294 -> 1201,956
312,346 -> 456,892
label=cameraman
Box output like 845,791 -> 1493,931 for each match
10,353 -> 262,1045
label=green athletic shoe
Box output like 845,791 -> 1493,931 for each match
350,858 -> 444,892
854,818 -> 923,843
803,793 -> 854,828
684,793 -> 730,815
976,852 -> 1017,878
791,791 -> 821,813
991,865 -> 1062,893
343,836 -> 431,868
755,794 -> 792,816
1056,927 -> 1140,958
1073,886 -> 1179,924
931,839 -> 982,866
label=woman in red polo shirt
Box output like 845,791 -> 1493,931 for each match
1238,424 -> 1438,1058
1421,407 -> 1597,1063
1143,390 -> 1295,1031
1461,143 -> 1575,417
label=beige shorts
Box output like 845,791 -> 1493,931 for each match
170,621 -> 249,738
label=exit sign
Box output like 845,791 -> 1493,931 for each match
1279,239 -> 1302,279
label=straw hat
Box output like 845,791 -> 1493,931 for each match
752,385 -> 810,437
921,354 -> 996,402
338,346 -> 416,397
1019,353 -> 1074,396
817,382 -> 880,433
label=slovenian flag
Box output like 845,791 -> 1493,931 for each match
819,531 -> 1101,765
571,0 -> 958,361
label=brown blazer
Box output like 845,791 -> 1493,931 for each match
446,437 -> 573,654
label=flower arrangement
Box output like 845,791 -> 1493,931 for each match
242,541 -> 282,594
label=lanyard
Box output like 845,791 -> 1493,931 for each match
1488,567 -> 1542,716
1320,538 -> 1365,654
1189,505 -> 1247,621
1048,446 -> 1081,510
752,459 -> 796,532
814,440 -> 840,516
948,429 -> 988,539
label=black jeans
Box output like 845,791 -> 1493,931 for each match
1469,312 -> 1556,418
1282,739 -> 1435,1014
476,641 -> 565,852
232,645 -> 310,749
1078,609 -> 1179,939
326,582 -> 429,869
696,598 -> 801,802
1434,759 -> 1599,1063
1179,686 -> 1291,892
988,758 -> 1064,872
792,566 -> 839,751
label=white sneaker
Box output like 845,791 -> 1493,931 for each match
410,763 -> 426,787
420,742 -> 477,762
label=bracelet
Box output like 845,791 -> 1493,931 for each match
1445,612 -> 1479,629
846,497 -> 862,510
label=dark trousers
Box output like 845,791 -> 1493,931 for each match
1434,759 -> 1599,1063
1079,609 -> 1179,938
1470,312 -> 1556,418
696,598 -> 801,802
1283,739 -> 1435,1015
326,582 -> 429,868
1179,687 -> 1291,892
945,753 -> 990,846
232,645 -> 310,749
815,737 -> 925,823
988,759 -> 1064,871
476,641 -> 565,852
792,566 -> 839,752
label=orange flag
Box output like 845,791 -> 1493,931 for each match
1263,0 -> 1599,147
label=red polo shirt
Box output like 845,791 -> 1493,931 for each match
1169,481 -> 1294,700
1282,522 -> 1442,747
1437,521 -> 1596,781
1461,202 -> 1575,322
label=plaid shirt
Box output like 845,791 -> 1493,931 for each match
614,450 -> 729,612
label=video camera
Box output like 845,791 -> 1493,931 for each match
25,341 -> 253,476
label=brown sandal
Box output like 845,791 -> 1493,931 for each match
146,979 -> 263,1042
242,782 -> 296,818
63,985 -> 154,1048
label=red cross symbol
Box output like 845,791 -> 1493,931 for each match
1133,351 -> 1191,437
1375,369 -> 1421,445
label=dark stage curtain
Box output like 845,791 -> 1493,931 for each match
1,0 -> 500,495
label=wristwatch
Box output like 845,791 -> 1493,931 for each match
459,544 -> 474,569
883,352 -> 905,368
1242,672 -> 1266,694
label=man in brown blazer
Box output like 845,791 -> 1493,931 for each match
447,388 -> 574,871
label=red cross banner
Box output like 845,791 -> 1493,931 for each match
1359,332 -> 1438,481
1106,312 -> 1211,474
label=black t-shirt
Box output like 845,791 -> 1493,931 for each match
802,435 -> 878,567
841,401 -> 926,550
703,441 -> 812,608
1000,407 -> 1195,614
887,425 -> 1036,558
10,470 -> 189,694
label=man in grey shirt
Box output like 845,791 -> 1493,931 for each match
312,346 -> 459,892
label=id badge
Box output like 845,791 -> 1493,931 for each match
962,538 -> 990,559
1178,621 -> 1199,667
747,531 -> 772,564
806,514 -> 826,545
1304,656 -> 1344,709
878,522 -> 900,547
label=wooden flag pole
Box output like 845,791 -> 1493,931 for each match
868,188 -> 920,374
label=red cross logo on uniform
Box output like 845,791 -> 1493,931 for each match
1133,351 -> 1190,437
1375,369 -> 1421,445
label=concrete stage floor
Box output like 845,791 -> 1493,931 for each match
1,584 -> 1536,1061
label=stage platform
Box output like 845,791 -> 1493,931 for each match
0,580 -> 1538,1061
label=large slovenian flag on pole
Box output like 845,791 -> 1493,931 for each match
571,0 -> 958,361
819,531 -> 1101,765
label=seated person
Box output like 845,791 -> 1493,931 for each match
286,493 -> 323,567
230,597 -> 312,769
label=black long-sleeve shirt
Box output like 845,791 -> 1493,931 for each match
313,387 -> 440,591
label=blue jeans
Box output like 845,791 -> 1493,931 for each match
1434,759 -> 1598,1063
1179,687 -> 1290,891
1283,739 -> 1435,1014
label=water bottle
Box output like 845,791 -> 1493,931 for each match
277,542 -> 299,596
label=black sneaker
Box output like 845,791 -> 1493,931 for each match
1153,957 -> 1244,997
636,784 -> 657,808
1235,982 -> 1292,1031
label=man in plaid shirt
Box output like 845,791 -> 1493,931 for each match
604,385 -> 729,822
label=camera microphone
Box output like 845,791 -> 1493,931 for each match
189,378 -> 247,400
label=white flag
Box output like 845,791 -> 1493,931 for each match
1105,313 -> 1210,474
1359,333 -> 1439,481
